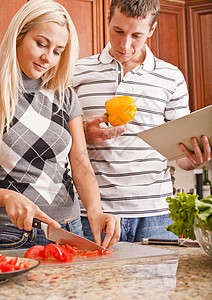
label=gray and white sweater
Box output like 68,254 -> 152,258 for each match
0,74 -> 82,223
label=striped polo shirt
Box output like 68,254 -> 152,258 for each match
73,43 -> 190,218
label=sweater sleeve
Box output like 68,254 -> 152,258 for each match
64,86 -> 82,122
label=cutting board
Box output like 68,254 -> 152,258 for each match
0,242 -> 177,267
136,104 -> 212,161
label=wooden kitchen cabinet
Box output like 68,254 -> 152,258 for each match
152,0 -> 212,110
186,1 -> 212,110
56,0 -> 105,58
149,2 -> 189,86
0,0 -> 27,42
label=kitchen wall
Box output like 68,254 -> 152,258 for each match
168,159 -> 212,194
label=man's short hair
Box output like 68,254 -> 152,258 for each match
109,0 -> 160,28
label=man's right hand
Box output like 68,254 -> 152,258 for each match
84,114 -> 125,145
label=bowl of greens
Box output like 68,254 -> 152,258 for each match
166,193 -> 212,256
193,218 -> 212,256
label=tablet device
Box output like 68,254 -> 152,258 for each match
136,105 -> 212,161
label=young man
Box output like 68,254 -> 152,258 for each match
73,0 -> 211,242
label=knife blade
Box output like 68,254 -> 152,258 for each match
32,218 -> 105,251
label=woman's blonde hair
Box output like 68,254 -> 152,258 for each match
0,0 -> 79,139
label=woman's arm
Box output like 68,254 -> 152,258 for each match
0,189 -> 61,231
68,116 -> 120,248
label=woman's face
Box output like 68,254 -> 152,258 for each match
17,22 -> 69,79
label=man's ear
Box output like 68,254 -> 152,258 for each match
149,21 -> 157,37
107,10 -> 110,26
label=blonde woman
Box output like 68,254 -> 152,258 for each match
0,0 -> 120,250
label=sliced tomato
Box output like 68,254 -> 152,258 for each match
24,245 -> 45,260
18,261 -> 30,270
79,250 -> 100,258
1,262 -> 16,272
0,255 -> 7,262
58,245 -> 73,262
44,244 -> 64,261
64,244 -> 79,255
101,249 -> 114,255
72,246 -> 82,254
7,257 -> 18,265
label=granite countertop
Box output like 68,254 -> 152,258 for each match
0,245 -> 211,300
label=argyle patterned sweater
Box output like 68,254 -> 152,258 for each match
0,74 -> 82,223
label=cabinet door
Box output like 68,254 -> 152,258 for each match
187,2 -> 212,110
0,0 -> 27,42
56,0 -> 104,58
148,3 -> 189,86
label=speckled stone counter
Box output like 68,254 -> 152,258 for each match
0,245 -> 211,300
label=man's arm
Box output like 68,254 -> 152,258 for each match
177,135 -> 211,170
84,114 -> 125,144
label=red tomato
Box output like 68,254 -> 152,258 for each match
58,245 -> 73,262
44,244 -> 64,261
0,255 -> 7,262
7,257 -> 18,265
24,245 -> 45,260
79,250 -> 100,258
101,249 -> 114,255
64,244 -> 79,255
1,262 -> 16,272
0,258 -> 31,273
18,261 -> 30,270
23,242 -> 114,264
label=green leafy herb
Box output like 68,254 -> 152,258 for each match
166,193 -> 212,240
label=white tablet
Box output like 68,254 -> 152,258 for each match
136,105 -> 212,161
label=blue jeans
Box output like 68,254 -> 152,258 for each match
81,215 -> 177,243
0,217 -> 84,250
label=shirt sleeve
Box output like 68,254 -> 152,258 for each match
165,69 -> 190,121
64,86 -> 83,122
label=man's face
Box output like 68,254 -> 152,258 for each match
108,8 -> 156,64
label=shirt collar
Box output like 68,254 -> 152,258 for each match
141,44 -> 156,71
99,42 -> 156,72
98,42 -> 114,64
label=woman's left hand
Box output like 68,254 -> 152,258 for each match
88,212 -> 121,249
177,135 -> 211,170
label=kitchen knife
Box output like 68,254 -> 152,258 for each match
141,238 -> 200,247
141,238 -> 179,245
32,218 -> 105,251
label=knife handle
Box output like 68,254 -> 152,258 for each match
32,218 -> 42,229
32,218 -> 48,237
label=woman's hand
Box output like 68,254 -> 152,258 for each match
1,189 -> 60,231
177,135 -> 212,170
87,210 -> 121,249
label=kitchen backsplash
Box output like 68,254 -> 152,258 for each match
168,160 -> 212,194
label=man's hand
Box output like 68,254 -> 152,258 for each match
88,211 -> 121,249
177,135 -> 212,170
84,114 -> 125,144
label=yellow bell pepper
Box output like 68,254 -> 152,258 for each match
105,96 -> 137,126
